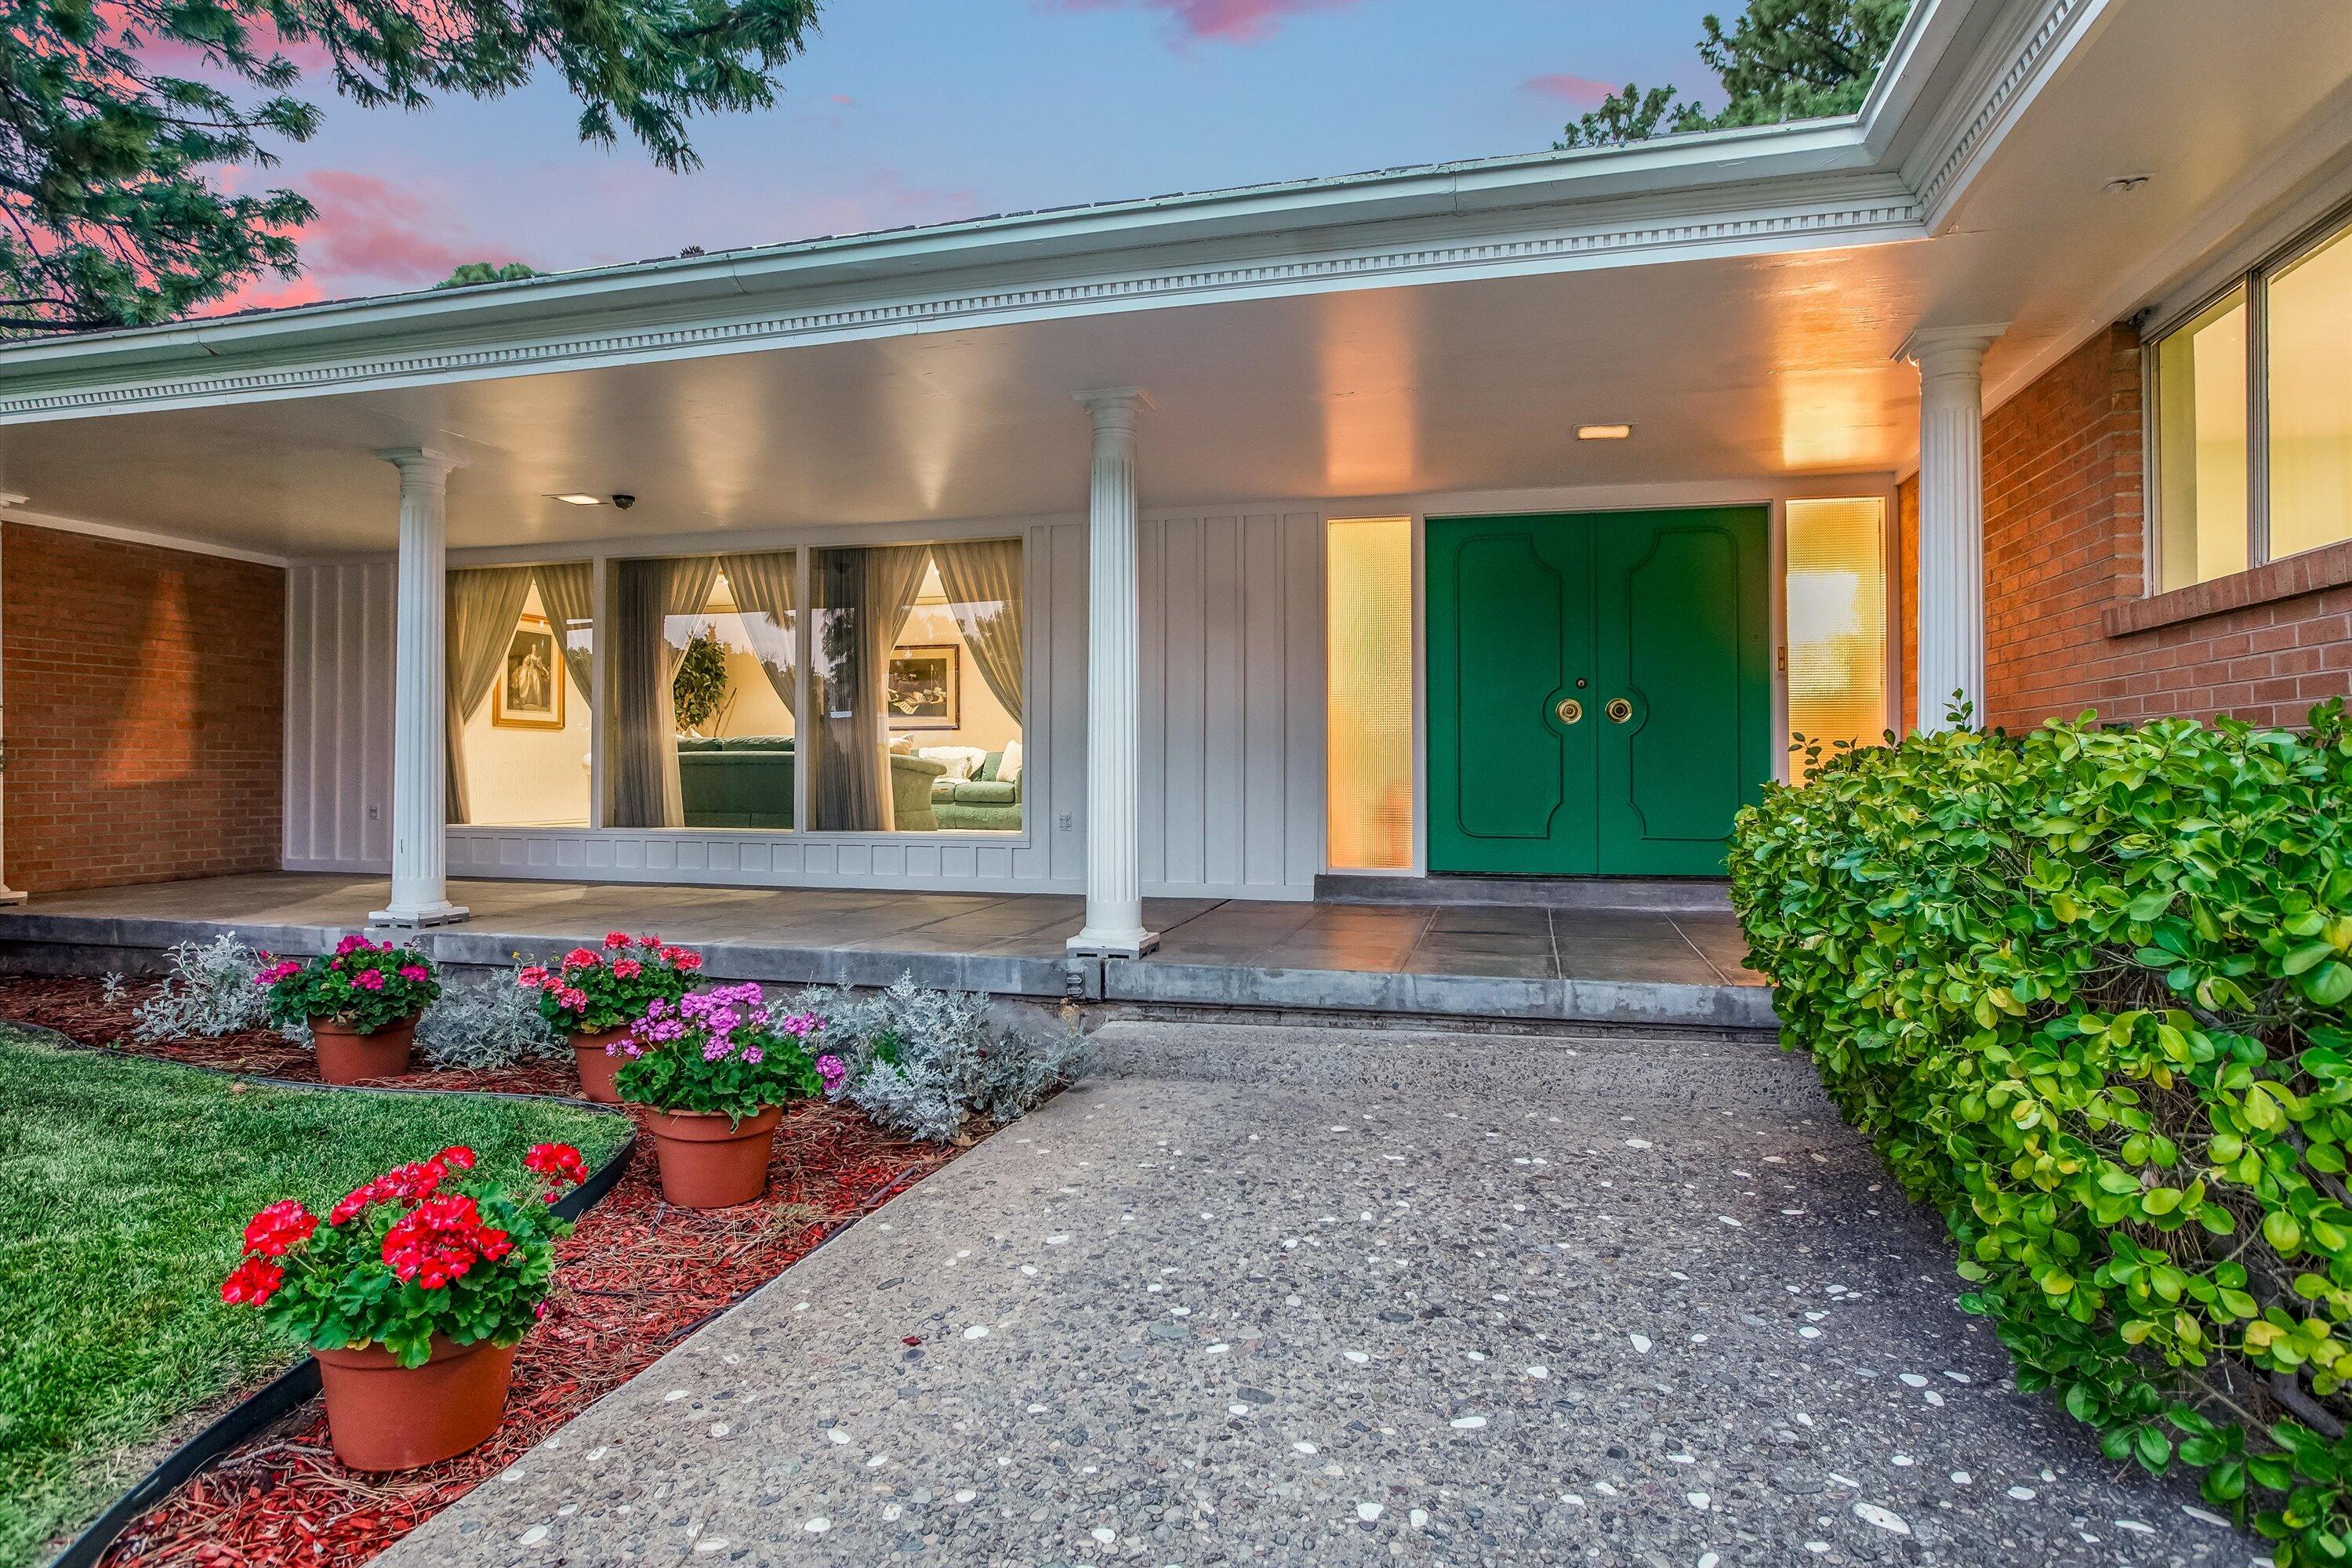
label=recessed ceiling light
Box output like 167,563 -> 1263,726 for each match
1577,424 -> 1632,441
548,493 -> 605,506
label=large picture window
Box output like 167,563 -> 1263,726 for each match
448,564 -> 593,827
560,537 -> 1023,836
608,553 -> 797,829
2153,209 -> 2352,592
810,542 -> 1024,834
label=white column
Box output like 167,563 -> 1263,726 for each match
369,448 -> 470,927
1901,325 -> 2005,732
1068,388 -> 1157,959
0,503 -> 25,905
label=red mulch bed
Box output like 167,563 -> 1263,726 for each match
3,976 -> 961,1568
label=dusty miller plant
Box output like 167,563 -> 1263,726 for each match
782,975 -> 1089,1144
130,934 -> 274,1040
417,973 -> 568,1069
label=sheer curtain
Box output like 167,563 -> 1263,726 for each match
610,557 -> 720,828
445,568 -> 535,825
930,539 -> 1023,724
717,552 -> 797,717
530,562 -> 596,699
812,545 -> 931,831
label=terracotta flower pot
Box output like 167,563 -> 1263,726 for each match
569,1027 -> 632,1103
310,1014 -> 418,1085
314,1334 -> 519,1472
644,1104 -> 783,1208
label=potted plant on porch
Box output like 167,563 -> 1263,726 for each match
219,1141 -> 587,1470
617,984 -> 822,1207
519,934 -> 702,1102
258,936 -> 443,1084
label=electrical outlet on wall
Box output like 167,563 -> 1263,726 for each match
368,804 -> 381,821
1058,812 -> 1074,831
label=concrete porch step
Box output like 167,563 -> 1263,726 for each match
1313,873 -> 1734,915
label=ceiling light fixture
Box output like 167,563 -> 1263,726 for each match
1577,424 -> 1632,441
548,493 -> 605,506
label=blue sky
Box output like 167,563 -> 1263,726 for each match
231,0 -> 1720,307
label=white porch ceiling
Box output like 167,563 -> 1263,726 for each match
2,0 -> 2348,557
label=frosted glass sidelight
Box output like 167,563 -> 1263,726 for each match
1785,498 -> 1889,779
1325,517 -> 1414,870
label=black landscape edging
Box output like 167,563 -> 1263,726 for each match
27,1022 -> 637,1568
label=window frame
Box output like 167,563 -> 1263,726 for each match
2146,199 -> 2352,595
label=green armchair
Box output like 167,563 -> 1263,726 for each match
677,737 -> 794,829
890,753 -> 948,830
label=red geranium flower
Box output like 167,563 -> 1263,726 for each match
435,1145 -> 477,1171
561,946 -> 601,969
220,1254 -> 285,1306
604,931 -> 631,949
241,1199 -> 318,1258
524,1142 -> 588,1188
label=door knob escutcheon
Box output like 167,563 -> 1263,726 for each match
1606,698 -> 1634,723
1555,698 -> 1584,724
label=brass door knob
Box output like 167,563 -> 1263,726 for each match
1606,698 -> 1634,723
1555,697 -> 1584,724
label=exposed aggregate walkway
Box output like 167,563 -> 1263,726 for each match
380,1021 -> 2229,1568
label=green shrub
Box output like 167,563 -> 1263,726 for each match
1730,705 -> 2352,1563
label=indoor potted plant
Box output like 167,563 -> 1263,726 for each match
518,934 -> 702,1102
617,985 -> 821,1207
219,1141 -> 588,1470
258,935 -> 443,1084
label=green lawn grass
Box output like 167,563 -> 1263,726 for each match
0,1027 -> 627,1568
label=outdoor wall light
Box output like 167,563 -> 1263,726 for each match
1576,424 -> 1633,441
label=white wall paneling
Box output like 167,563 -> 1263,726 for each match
284,561 -> 395,869
1137,510 -> 1325,900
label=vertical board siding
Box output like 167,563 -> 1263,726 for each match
1138,509 -> 1325,900
281,511 -> 1323,898
283,561 -> 394,869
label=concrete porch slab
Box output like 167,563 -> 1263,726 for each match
0,873 -> 1776,1032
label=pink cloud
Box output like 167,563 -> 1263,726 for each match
294,169 -> 477,288
198,274 -> 327,318
1046,0 -> 1366,45
1520,74 -> 1617,110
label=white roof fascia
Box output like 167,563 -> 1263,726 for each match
0,0 -> 2106,423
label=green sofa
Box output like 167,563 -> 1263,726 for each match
677,736 -> 950,831
677,736 -> 794,829
931,749 -> 1023,832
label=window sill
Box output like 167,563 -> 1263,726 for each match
2102,539 -> 2352,637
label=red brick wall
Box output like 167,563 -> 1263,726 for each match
5,524 -> 284,892
1973,325 -> 2352,731
1980,325 -> 2148,731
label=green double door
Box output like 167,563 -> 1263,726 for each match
1426,507 -> 1771,877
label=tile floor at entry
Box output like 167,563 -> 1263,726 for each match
0,873 -> 1769,1029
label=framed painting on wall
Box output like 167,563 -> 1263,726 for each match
887,644 -> 960,731
492,614 -> 565,730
